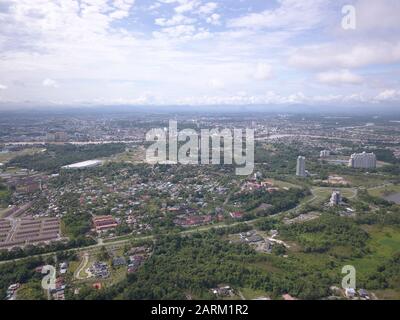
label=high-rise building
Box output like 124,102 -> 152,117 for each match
348,152 -> 376,169
330,191 -> 342,206
296,156 -> 306,177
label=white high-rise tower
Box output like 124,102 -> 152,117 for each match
296,156 -> 306,177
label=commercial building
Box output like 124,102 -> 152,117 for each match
348,152 -> 376,169
296,156 -> 306,177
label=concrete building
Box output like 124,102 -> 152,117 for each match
46,132 -> 68,142
320,150 -> 330,158
348,152 -> 376,169
330,191 -> 342,206
296,156 -> 306,177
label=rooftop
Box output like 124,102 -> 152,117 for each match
61,160 -> 103,169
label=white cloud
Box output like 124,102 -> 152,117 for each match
174,0 -> 199,14
228,0 -> 329,32
148,2 -> 162,11
206,13 -> 220,25
154,24 -> 196,38
109,10 -> 130,20
375,89 -> 400,101
155,14 -> 196,27
0,0 -> 398,107
172,91 -> 373,106
209,78 -> 224,89
289,42 -> 400,69
354,0 -> 400,34
316,69 -> 363,85
198,2 -> 218,14
0,84 -> 7,90
42,78 -> 59,88
253,62 -> 273,80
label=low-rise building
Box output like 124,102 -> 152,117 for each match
93,215 -> 118,232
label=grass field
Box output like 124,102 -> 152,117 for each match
346,225 -> 400,280
264,178 -> 301,189
343,174 -> 388,188
108,146 -> 145,163
0,147 -> 44,163
368,184 -> 400,198
239,287 -> 270,300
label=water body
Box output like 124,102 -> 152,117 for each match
383,193 -> 400,204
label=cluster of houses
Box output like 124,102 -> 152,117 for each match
229,211 -> 244,219
211,285 -> 235,297
173,214 -> 213,227
0,169 -> 46,194
51,277 -> 67,300
127,255 -> 145,273
126,246 -> 151,273
345,288 -> 371,300
23,164 -> 232,238
89,261 -> 110,279
240,179 -> 284,194
329,286 -> 373,300
238,230 -> 274,253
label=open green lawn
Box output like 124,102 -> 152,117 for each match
108,146 -> 145,164
368,184 -> 400,198
343,174 -> 388,188
264,178 -> 301,189
239,287 -> 270,300
373,289 -> 400,300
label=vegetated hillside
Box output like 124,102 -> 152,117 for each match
8,143 -> 125,172
72,232 -> 334,300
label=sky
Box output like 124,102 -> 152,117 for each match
0,0 -> 399,108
